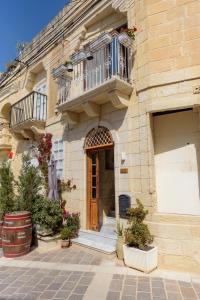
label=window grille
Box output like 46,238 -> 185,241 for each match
52,139 -> 64,179
84,126 -> 114,150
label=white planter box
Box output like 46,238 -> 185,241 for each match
123,244 -> 158,273
71,50 -> 86,65
89,33 -> 112,52
52,65 -> 70,79
118,32 -> 133,48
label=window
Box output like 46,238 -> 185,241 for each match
52,139 -> 64,179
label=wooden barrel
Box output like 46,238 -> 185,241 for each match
0,220 -> 3,248
2,211 -> 32,258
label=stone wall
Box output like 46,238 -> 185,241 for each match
133,0 -> 200,272
0,0 -> 200,272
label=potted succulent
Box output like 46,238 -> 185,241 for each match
60,225 -> 75,248
123,200 -> 157,273
116,222 -> 124,260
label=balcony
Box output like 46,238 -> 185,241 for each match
10,91 -> 47,138
53,33 -> 133,124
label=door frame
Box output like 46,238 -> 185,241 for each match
86,144 -> 114,230
86,150 -> 100,231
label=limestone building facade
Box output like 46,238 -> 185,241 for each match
0,0 -> 200,272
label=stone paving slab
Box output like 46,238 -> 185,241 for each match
13,245 -> 120,267
0,246 -> 200,299
0,266 -> 95,300
0,266 -> 199,299
106,274 -> 200,300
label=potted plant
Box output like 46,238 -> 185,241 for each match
0,157 -> 15,248
118,26 -> 137,48
123,200 -> 157,273
60,225 -> 75,248
116,222 -> 124,260
64,211 -> 80,237
32,197 -> 63,237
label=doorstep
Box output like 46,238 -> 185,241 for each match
72,228 -> 117,255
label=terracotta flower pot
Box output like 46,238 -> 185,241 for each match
61,239 -> 71,248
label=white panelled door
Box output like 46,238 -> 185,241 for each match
154,110 -> 200,215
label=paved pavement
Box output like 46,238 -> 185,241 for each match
0,246 -> 200,300
14,247 -> 108,266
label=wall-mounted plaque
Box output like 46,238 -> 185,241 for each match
120,168 -> 128,174
119,194 -> 131,219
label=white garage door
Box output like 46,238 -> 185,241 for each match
154,109 -> 200,215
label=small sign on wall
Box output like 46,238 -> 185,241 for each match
120,168 -> 128,174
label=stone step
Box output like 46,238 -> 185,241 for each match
72,229 -> 117,254
105,216 -> 116,225
100,225 -> 116,238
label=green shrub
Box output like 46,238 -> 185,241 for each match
15,154 -> 44,213
32,197 -> 63,234
64,212 -> 80,237
125,199 -> 153,250
0,160 -> 15,218
60,226 -> 75,240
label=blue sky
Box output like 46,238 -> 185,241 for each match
0,0 -> 69,71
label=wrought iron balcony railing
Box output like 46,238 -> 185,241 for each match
57,34 -> 132,104
10,91 -> 47,128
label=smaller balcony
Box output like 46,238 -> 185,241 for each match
0,123 -> 12,151
10,91 -> 47,138
53,32 -> 133,124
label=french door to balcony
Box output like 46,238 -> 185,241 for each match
87,151 -> 100,231
33,82 -> 47,121
84,36 -> 130,92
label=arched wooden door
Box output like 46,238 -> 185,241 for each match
84,126 -> 114,231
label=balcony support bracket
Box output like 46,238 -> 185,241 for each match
31,126 -> 45,137
15,129 -> 34,140
109,90 -> 130,109
82,102 -> 100,117
61,111 -> 79,125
